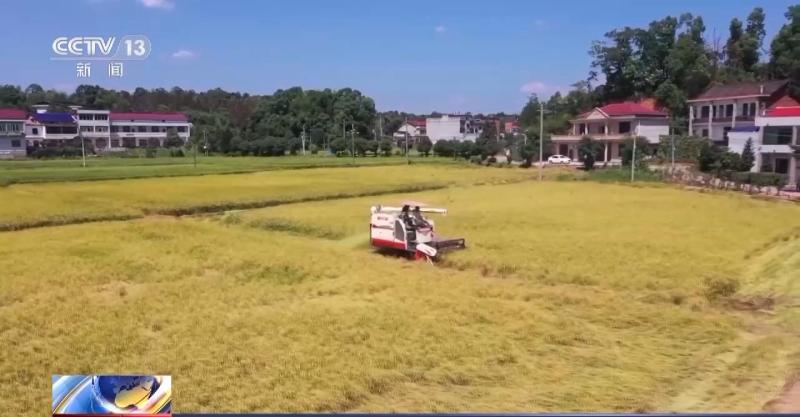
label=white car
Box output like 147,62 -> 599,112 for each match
547,154 -> 571,164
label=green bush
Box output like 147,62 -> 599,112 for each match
658,136 -> 705,162
729,172 -> 789,187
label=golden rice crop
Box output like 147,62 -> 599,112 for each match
0,165 -> 535,230
1,179 -> 799,415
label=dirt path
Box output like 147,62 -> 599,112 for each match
765,379 -> 800,411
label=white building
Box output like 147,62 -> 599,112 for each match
393,118 -> 426,142
687,79 -> 788,144
728,94 -> 800,188
76,109 -> 112,149
25,104 -> 79,146
24,105 -> 192,150
551,101 -> 670,163
426,115 -> 462,142
0,109 -> 27,159
109,112 -> 192,148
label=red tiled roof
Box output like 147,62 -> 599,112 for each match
764,95 -> 800,117
408,118 -> 426,127
690,79 -> 788,101
576,101 -> 667,119
0,108 -> 27,120
600,102 -> 667,117
110,112 -> 189,122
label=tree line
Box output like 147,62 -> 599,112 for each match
519,5 -> 800,137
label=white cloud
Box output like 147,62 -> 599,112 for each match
171,49 -> 197,59
139,0 -> 174,9
435,25 -> 446,33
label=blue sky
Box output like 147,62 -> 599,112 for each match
0,0 -> 796,113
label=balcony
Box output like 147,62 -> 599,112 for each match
551,133 -> 628,142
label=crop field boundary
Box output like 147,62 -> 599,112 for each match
0,159 -> 461,187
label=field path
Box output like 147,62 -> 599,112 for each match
767,381 -> 800,411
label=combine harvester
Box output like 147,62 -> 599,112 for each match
369,201 -> 466,262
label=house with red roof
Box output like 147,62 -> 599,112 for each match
26,104 -> 192,150
687,79 -> 788,144
726,93 -> 800,188
0,108 -> 28,158
550,101 -> 670,163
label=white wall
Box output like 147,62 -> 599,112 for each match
634,120 -> 669,143
426,116 -> 462,142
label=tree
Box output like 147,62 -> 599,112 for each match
416,136 -> 432,157
164,128 -> 183,148
378,138 -> 393,156
770,6 -> 800,96
433,140 -> 455,157
740,138 -> 755,171
329,138 -> 348,156
621,136 -> 650,167
577,136 -> 601,170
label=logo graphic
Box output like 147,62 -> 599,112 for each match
51,35 -> 151,61
52,375 -> 171,416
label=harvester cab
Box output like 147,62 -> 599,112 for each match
369,201 -> 466,261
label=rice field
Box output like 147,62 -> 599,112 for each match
0,155 -> 458,185
1,168 -> 799,415
0,164 -> 537,230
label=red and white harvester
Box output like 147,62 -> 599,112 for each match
369,201 -> 466,261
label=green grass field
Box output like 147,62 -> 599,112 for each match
0,155 -> 458,185
1,166 -> 799,415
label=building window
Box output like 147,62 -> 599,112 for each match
79,114 -> 93,120
94,114 -> 108,120
726,104 -> 733,117
111,126 -> 119,132
177,126 -> 187,133
741,103 -> 749,116
578,124 -> 586,134
771,158 -> 790,174
32,128 -> 38,135
95,126 -> 108,133
150,126 -> 160,133
137,126 -> 147,133
618,122 -> 631,134
701,106 -> 709,118
750,102 -> 757,116
80,126 -> 94,132
122,126 -> 131,133
138,139 -> 148,147
11,139 -> 21,147
702,129 -> 709,138
111,139 -> 120,147
763,126 -> 793,145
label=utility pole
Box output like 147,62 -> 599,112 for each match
630,137 -> 637,182
670,125 -> 675,174
203,129 -> 208,157
350,121 -> 355,165
539,104 -> 544,181
80,132 -> 86,168
301,124 -> 306,155
404,116 -> 409,164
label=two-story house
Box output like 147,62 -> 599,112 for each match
728,94 -> 800,188
687,79 -> 788,144
0,109 -> 27,159
551,101 -> 670,163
